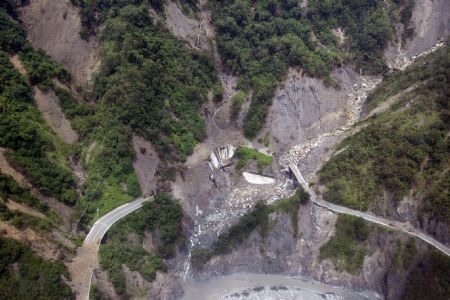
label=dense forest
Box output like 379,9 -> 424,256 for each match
210,0 -> 414,138
0,237 -> 73,299
2,0 -> 221,225
319,46 -> 449,224
98,193 -> 184,296
71,0 -> 219,161
61,1 -> 221,224
401,251 -> 450,299
1,4 -> 195,297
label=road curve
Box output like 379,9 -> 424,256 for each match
84,197 -> 151,245
70,197 -> 151,300
288,163 -> 450,257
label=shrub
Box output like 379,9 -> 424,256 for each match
402,251 -> 450,299
235,147 -> 273,173
319,215 -> 370,273
190,247 -> 212,270
0,237 -> 73,299
231,91 -> 246,119
319,46 -> 450,220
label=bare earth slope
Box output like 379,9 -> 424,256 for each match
19,0 -> 100,85
33,87 -> 78,144
385,0 -> 450,68
132,135 -> 159,196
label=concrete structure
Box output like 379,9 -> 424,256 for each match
288,163 -> 450,257
210,145 -> 235,169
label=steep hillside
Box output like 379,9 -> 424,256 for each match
1,0 -> 449,299
0,237 -> 73,299
1,2 -> 193,298
191,47 -> 450,300
318,46 -> 449,243
0,7 -> 80,298
18,0 -> 100,85
209,0 -> 415,138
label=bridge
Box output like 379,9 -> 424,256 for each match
288,163 -> 450,257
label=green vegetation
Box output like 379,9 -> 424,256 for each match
0,8 -> 27,53
319,46 -> 449,221
0,8 -> 71,87
21,48 -> 71,89
0,176 -> 61,232
213,201 -> 271,255
99,239 -> 165,296
0,200 -> 52,233
319,215 -> 371,274
274,187 -> 310,237
231,91 -> 247,119
235,147 -> 273,173
63,2 -> 220,224
139,193 -> 185,257
71,0 -> 167,38
94,4 -> 217,160
0,38 -> 78,205
213,187 -> 309,254
0,173 -> 48,212
401,251 -> 450,300
52,87 -> 95,138
72,2 -> 218,162
99,193 -> 184,296
89,284 -> 105,300
262,132 -> 270,147
364,45 -> 448,113
190,247 -> 212,270
191,188 -> 309,268
211,0 -> 414,138
307,0 -> 403,72
0,236 -> 73,299
212,83 -> 224,102
4,4 -> 221,228
393,238 -> 417,270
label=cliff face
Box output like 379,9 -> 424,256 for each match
194,204 -> 428,300
267,67 -> 360,152
385,0 -> 450,69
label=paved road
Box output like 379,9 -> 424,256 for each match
288,163 -> 450,256
70,197 -> 151,300
84,197 -> 151,245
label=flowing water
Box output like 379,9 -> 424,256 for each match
181,273 -> 381,300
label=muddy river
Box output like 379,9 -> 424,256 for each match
181,273 -> 381,300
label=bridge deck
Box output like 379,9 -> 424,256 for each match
287,163 -> 450,256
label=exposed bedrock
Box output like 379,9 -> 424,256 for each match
405,0 -> 449,55
194,202 -> 430,300
385,0 -> 450,69
267,67 -> 360,153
